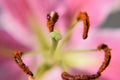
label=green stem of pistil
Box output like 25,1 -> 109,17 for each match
48,38 -> 58,57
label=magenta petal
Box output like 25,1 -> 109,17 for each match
1,0 -> 32,26
0,30 -> 31,54
88,29 -> 120,80
0,52 -> 38,80
0,54 -> 27,80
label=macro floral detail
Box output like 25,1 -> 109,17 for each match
12,11 -> 111,80
1,0 -> 119,80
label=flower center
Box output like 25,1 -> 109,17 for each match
12,11 -> 111,80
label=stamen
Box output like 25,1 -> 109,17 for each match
62,72 -> 101,80
62,72 -> 74,80
97,44 -> 111,73
61,44 -> 111,80
47,11 -> 59,32
13,50 -> 35,80
77,12 -> 90,39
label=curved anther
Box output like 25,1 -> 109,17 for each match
77,12 -> 90,39
47,11 -> 59,32
97,44 -> 111,73
13,50 -> 34,80
61,44 -> 111,80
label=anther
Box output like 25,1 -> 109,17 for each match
61,72 -> 74,80
47,11 -> 59,32
77,12 -> 90,39
97,44 -> 111,73
62,72 -> 101,80
13,50 -> 34,78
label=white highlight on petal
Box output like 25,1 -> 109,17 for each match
1,11 -> 36,49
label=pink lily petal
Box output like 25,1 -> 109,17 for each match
1,0 -> 32,27
0,29 -> 31,55
0,11 -> 36,49
0,51 -> 38,80
0,54 -> 27,80
89,29 -> 120,80
0,30 -> 35,80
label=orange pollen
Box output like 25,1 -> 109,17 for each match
47,11 -> 59,32
77,12 -> 90,39
97,44 -> 111,73
13,50 -> 34,77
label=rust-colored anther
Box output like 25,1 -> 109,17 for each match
62,72 -> 74,80
62,72 -> 101,80
61,44 -> 111,80
77,12 -> 90,39
13,50 -> 34,77
47,11 -> 59,32
97,44 -> 111,73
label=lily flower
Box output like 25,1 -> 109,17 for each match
0,0 -> 119,80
